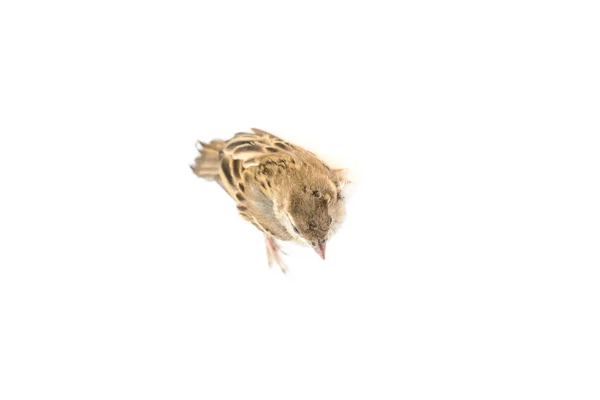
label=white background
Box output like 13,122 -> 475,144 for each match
1,1 -> 599,399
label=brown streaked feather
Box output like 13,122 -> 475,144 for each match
232,143 -> 265,157
231,159 -> 242,180
250,128 -> 284,141
220,158 -> 235,188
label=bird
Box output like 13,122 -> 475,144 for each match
191,128 -> 347,273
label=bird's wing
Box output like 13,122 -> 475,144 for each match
222,128 -> 297,167
220,129 -> 296,240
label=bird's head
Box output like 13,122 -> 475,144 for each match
281,183 -> 342,260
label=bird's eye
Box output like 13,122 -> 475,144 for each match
292,225 -> 300,234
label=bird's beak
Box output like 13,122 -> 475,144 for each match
313,241 -> 326,260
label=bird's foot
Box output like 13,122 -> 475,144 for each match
265,235 -> 288,274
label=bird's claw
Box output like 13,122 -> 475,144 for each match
265,235 -> 288,274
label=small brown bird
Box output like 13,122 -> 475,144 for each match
191,128 -> 347,273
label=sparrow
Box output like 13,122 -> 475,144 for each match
191,128 -> 347,273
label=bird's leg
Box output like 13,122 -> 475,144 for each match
265,235 -> 288,274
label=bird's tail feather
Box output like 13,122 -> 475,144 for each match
191,139 -> 225,180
